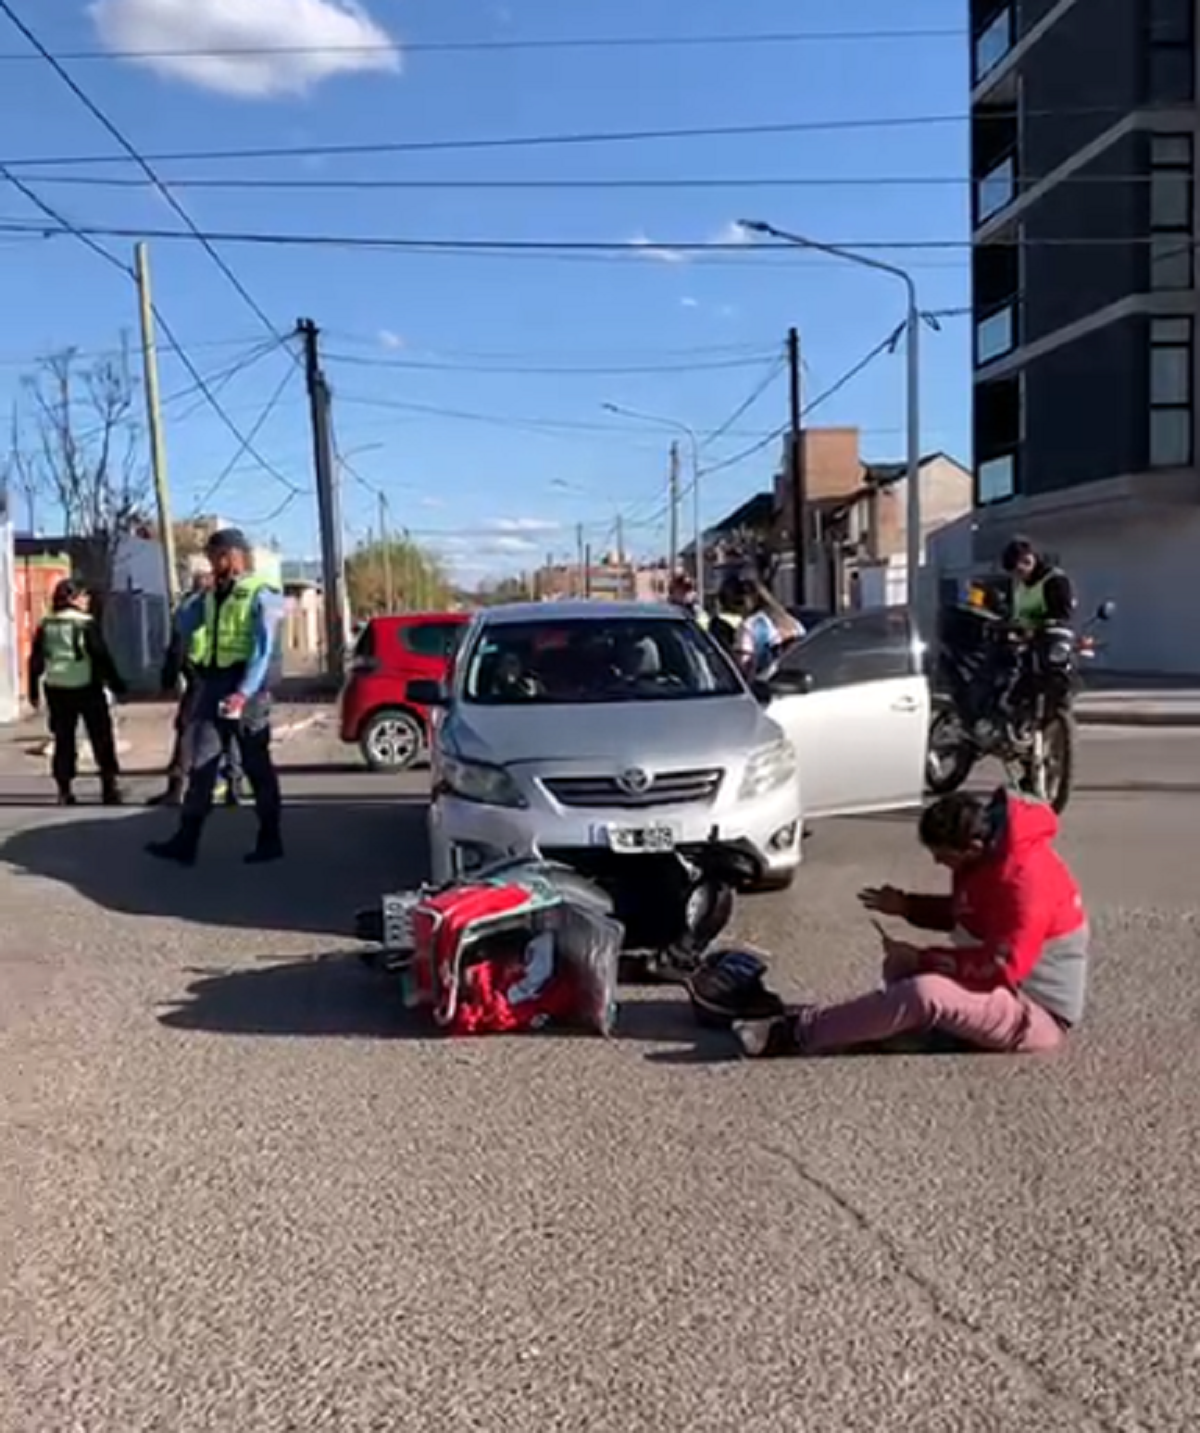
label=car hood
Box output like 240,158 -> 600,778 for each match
446,696 -> 779,768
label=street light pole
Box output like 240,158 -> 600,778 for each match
602,403 -> 704,599
739,220 -> 923,613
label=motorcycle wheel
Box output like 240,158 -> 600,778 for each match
926,707 -> 975,795
1021,713 -> 1075,814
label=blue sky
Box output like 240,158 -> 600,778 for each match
0,0 -> 972,582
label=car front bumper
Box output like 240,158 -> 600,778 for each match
428,780 -> 803,885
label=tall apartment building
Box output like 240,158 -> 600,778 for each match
970,0 -> 1198,671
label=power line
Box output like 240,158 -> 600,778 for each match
0,0 -> 284,347
161,337 -> 287,410
15,170 -> 1165,193
0,105 -> 1134,171
191,359 -> 301,512
0,216 -> 1177,253
701,355 -> 787,451
0,157 -> 302,501
0,27 -> 963,65
323,348 -> 784,376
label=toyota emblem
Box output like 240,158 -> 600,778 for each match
616,767 -> 653,795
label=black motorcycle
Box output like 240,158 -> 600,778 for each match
926,600 -> 1115,814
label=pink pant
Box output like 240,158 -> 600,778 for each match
799,974 -> 1066,1056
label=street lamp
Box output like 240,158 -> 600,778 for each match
738,219 -> 923,612
602,402 -> 705,600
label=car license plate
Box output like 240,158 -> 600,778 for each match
382,892 -> 420,949
604,824 -> 676,854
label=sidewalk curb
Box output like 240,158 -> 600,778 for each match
1077,708 -> 1200,729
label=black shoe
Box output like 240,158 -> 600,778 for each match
56,788 -> 77,807
146,784 -> 184,808
244,831 -> 284,865
145,828 -> 200,867
101,783 -> 124,807
735,1012 -> 806,1059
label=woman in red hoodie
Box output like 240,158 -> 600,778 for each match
738,788 -> 1089,1058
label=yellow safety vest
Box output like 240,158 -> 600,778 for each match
202,574 -> 275,669
188,621 -> 211,666
1012,572 -> 1057,628
41,610 -> 94,690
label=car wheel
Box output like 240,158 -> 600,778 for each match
359,708 -> 424,772
750,869 -> 796,893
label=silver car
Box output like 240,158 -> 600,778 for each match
410,602 -> 929,887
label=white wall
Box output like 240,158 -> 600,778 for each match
1048,512 -> 1200,675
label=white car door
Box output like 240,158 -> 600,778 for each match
767,608 -> 930,819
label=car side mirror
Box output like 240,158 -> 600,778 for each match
1096,600 -> 1116,622
406,678 -> 447,706
767,668 -> 814,698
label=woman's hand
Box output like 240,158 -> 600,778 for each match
859,884 -> 907,918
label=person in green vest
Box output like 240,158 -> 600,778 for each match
28,579 -> 126,806
1000,537 -> 1075,630
146,529 -> 285,867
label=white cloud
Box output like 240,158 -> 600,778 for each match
680,296 -> 700,309
378,328 -> 405,350
420,495 -> 444,509
90,0 -> 401,99
487,517 -> 560,534
710,220 -> 752,248
630,232 -> 688,265
489,535 -> 540,554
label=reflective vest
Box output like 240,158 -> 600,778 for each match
709,608 -> 742,652
41,610 -> 93,690
188,621 -> 211,666
202,574 -> 275,669
1012,571 -> 1061,628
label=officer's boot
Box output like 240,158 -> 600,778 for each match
56,784 -> 77,807
244,820 -> 284,866
145,815 -> 203,868
101,777 -> 124,807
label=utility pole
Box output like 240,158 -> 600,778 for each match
584,543 -> 592,598
667,441 -> 680,575
576,523 -> 586,599
377,490 -> 395,612
134,243 -> 179,604
787,326 -> 807,607
615,512 -> 625,598
297,318 -> 347,677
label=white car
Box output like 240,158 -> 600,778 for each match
407,602 -> 930,888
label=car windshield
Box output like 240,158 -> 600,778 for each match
461,616 -> 743,705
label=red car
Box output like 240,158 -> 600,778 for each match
340,611 -> 470,771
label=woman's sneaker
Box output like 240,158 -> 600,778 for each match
734,1008 -> 813,1059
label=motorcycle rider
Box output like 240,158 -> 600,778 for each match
1001,537 -> 1075,630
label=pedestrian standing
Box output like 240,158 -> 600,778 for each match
146,529 -> 285,867
28,579 -> 126,806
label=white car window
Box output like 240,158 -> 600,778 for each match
778,608 -> 917,690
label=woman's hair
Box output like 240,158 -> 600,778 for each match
1000,536 -> 1037,573
918,791 -> 994,852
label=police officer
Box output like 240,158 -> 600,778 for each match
1000,537 -> 1076,630
146,529 -> 285,866
28,579 -> 126,806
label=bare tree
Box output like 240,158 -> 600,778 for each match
8,341 -> 150,591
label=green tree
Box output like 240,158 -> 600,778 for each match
346,535 -> 452,616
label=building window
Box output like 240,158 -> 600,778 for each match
1149,132 -> 1193,291
1149,317 -> 1192,468
977,454 -> 1016,505
977,155 -> 1015,223
974,8 -> 1013,82
976,305 -> 1015,365
1148,1 -> 1195,103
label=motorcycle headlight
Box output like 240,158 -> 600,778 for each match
738,739 -> 797,800
441,755 -> 527,808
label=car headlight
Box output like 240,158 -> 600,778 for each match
738,739 -> 797,800
441,754 -> 527,808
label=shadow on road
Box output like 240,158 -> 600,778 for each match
0,799 -> 430,938
160,952 -> 420,1038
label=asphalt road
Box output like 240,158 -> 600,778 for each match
2,729 -> 1199,1432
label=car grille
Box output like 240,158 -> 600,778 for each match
543,769 -> 723,809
